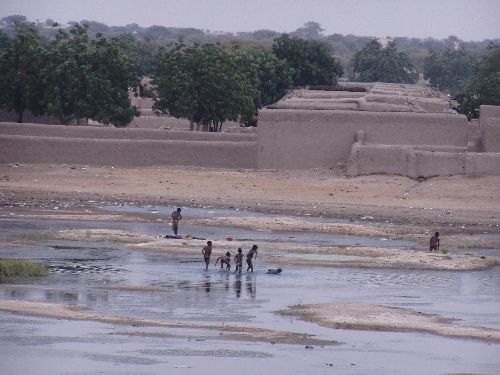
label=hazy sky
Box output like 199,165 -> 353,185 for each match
1,0 -> 499,41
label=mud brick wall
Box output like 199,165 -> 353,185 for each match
480,105 -> 500,153
347,143 -> 500,178
257,109 -> 468,169
0,122 -> 256,142
0,122 -> 257,168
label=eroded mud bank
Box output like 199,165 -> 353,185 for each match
279,303 -> 500,342
0,299 -> 335,346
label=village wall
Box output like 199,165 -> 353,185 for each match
0,122 -> 256,142
347,143 -> 500,178
0,122 -> 257,168
257,109 -> 468,169
0,134 -> 257,168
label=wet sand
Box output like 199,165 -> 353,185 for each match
0,299 -> 335,346
279,303 -> 500,342
27,227 -> 500,271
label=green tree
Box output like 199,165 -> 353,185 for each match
456,45 -> 500,118
423,49 -> 477,95
272,34 -> 343,86
113,33 -> 155,77
153,43 -> 255,132
292,21 -> 324,40
45,25 -> 139,126
234,47 -> 292,125
0,23 -> 48,122
86,34 -> 140,125
352,40 -> 417,83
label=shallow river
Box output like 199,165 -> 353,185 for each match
0,206 -> 499,375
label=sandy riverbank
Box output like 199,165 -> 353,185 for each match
279,303 -> 500,342
11,227 -> 498,271
1,164 -> 500,230
0,299 -> 334,346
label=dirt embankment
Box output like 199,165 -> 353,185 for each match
1,164 -> 500,230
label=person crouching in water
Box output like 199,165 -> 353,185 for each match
202,241 -> 213,270
216,252 -> 231,270
429,232 -> 440,252
246,245 -> 258,272
234,248 -> 243,274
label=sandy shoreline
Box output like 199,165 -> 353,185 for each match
9,227 -> 498,271
0,299 -> 335,346
1,164 -> 500,230
279,303 -> 500,342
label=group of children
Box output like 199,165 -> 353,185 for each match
203,242 -> 259,273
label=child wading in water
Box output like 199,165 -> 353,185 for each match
429,232 -> 440,252
246,245 -> 258,272
234,248 -> 243,274
202,241 -> 213,270
215,252 -> 231,270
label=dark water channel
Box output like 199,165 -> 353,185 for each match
0,207 -> 499,375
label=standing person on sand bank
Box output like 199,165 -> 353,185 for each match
430,232 -> 440,252
202,241 -> 213,270
246,245 -> 258,272
171,208 -> 182,236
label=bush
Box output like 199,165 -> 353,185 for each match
0,259 -> 48,282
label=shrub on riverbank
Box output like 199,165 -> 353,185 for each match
0,259 -> 47,282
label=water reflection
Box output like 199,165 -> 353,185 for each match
246,275 -> 256,299
203,274 -> 211,294
234,274 -> 242,298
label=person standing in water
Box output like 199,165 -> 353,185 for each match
234,248 -> 243,274
171,208 -> 182,236
202,241 -> 213,270
246,245 -> 258,272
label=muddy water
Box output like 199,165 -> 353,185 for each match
0,210 -> 499,375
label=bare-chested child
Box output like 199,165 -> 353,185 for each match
246,245 -> 258,272
429,232 -> 440,252
171,208 -> 182,236
202,241 -> 213,270
234,248 -> 243,274
215,252 -> 231,270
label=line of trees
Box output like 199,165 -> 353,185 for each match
0,23 -> 140,126
1,17 -> 498,128
424,45 -> 500,118
152,35 -> 343,130
0,22 -> 344,129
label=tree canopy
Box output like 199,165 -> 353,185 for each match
153,43 -> 256,131
352,40 -> 417,83
455,45 -> 500,118
423,49 -> 477,95
0,23 -> 48,122
272,34 -> 343,86
44,25 -> 139,126
234,47 -> 291,125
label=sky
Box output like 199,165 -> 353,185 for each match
1,0 -> 499,41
